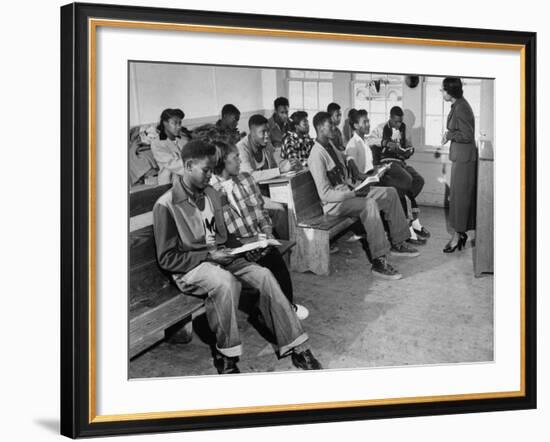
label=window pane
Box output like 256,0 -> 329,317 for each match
318,82 -> 333,111
463,83 -> 481,116
305,71 -> 319,79
425,116 -> 443,146
370,95 -> 387,114
425,82 -> 443,115
303,82 -> 318,110
353,82 -> 370,109
289,70 -> 304,78
443,100 -> 451,120
319,72 -> 334,79
354,73 -> 372,81
288,81 -> 303,109
369,113 -> 386,132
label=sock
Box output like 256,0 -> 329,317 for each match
409,226 -> 418,240
412,219 -> 423,231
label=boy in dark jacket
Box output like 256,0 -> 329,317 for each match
367,106 -> 430,241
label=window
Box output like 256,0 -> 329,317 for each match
287,70 -> 334,136
352,74 -> 404,130
424,77 -> 481,147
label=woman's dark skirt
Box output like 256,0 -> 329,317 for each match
449,159 -> 477,232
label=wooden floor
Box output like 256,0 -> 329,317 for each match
129,206 -> 493,378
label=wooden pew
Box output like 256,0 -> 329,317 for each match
289,171 -> 356,275
129,183 -> 295,359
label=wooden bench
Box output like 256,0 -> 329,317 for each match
129,183 -> 295,359
289,171 -> 356,275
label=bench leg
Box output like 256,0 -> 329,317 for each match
292,227 -> 330,275
165,318 -> 194,344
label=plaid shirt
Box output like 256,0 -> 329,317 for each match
281,130 -> 315,167
210,172 -> 273,238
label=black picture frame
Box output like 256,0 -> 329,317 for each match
60,2 -> 537,438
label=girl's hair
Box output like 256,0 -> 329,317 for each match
157,108 -> 185,140
348,108 -> 368,131
191,125 -> 238,175
289,111 -> 308,131
442,77 -> 464,99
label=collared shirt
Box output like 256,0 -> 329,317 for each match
345,132 -> 374,174
215,119 -> 243,144
210,173 -> 273,239
267,114 -> 290,148
151,136 -> 188,185
236,135 -> 280,182
331,126 -> 345,151
281,130 -> 314,167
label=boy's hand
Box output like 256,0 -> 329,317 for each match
288,158 -> 302,170
355,186 -> 371,197
245,248 -> 268,262
207,249 -> 235,265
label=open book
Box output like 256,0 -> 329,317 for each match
354,163 -> 391,192
228,239 -> 281,256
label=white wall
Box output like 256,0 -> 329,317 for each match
130,62 -> 269,129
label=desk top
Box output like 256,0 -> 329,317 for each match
258,169 -> 309,186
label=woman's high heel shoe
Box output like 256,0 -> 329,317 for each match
443,233 -> 468,253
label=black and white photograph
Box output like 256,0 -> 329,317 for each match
128,62 -> 495,378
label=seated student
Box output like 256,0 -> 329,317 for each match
153,140 -> 322,374
267,97 -> 291,148
281,111 -> 315,168
151,108 -> 190,185
366,106 -> 430,240
237,114 -> 301,180
207,134 -> 309,320
307,112 -> 420,280
327,102 -> 345,151
237,115 -> 297,240
342,109 -> 354,146
216,104 -> 245,141
344,109 -> 374,180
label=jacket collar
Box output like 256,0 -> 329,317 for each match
172,177 -> 217,205
451,97 -> 464,108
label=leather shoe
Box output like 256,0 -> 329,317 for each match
291,349 -> 323,370
214,353 -> 240,374
407,237 -> 427,246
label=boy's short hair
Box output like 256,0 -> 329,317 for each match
390,106 -> 404,118
327,102 -> 341,114
290,111 -> 308,127
181,139 -> 216,163
274,96 -> 289,109
248,114 -> 268,129
348,109 -> 368,130
221,103 -> 240,118
312,111 -> 332,131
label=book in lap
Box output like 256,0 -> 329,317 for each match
228,239 -> 282,256
354,163 -> 391,192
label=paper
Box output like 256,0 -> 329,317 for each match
228,239 -> 281,255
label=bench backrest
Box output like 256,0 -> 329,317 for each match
289,171 -> 324,224
129,184 -> 171,272
130,183 -> 172,217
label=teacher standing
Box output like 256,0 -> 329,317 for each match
441,77 -> 477,253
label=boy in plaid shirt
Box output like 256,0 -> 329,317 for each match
208,134 -> 309,320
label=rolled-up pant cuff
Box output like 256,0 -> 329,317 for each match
279,332 -> 309,357
216,344 -> 243,358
